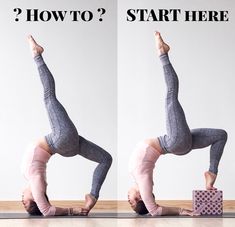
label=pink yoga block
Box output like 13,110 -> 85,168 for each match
193,190 -> 223,215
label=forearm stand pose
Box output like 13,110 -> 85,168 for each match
21,36 -> 112,216
128,32 -> 227,216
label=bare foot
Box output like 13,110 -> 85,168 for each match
27,35 -> 44,57
154,31 -> 170,56
72,207 -> 89,216
84,194 -> 97,211
204,171 -> 217,190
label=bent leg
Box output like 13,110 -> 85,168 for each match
158,54 -> 192,155
191,128 -> 227,174
78,136 -> 112,199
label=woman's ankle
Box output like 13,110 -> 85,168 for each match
28,35 -> 44,57
154,31 -> 170,56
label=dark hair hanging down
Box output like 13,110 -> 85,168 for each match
27,200 -> 42,215
133,193 -> 155,215
133,200 -> 149,215
25,194 -> 49,216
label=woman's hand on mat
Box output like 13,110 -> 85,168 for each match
179,208 -> 200,216
72,207 -> 89,216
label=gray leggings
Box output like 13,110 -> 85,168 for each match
34,55 -> 112,198
158,54 -> 227,174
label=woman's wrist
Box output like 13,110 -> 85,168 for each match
68,208 -> 73,216
179,208 -> 183,215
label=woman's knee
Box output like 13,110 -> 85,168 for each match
220,129 -> 228,141
104,152 -> 113,167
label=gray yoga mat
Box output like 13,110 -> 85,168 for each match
0,212 -> 235,219
118,212 -> 235,219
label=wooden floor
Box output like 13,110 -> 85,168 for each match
1,216 -> 235,227
0,218 -> 234,227
0,201 -> 234,227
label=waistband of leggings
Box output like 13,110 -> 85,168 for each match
157,136 -> 169,154
45,135 -> 57,155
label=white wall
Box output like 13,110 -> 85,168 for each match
118,0 -> 235,200
0,0 -> 234,203
0,0 -> 117,200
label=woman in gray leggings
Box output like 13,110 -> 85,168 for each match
128,32 -> 227,216
22,36 -> 112,216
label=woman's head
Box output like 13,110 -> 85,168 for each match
22,187 -> 49,215
128,186 -> 155,215
23,200 -> 42,215
128,186 -> 143,212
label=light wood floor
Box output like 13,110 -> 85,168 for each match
0,218 -> 234,227
0,201 -> 234,227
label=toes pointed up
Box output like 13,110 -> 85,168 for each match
27,35 -> 44,57
154,31 -> 170,56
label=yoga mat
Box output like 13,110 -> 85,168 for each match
0,213 -> 117,219
117,212 -> 235,219
0,213 -> 235,219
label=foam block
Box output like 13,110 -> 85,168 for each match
193,190 -> 223,215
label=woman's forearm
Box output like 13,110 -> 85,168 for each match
160,206 -> 194,216
55,207 -> 72,216
54,207 -> 88,216
161,206 -> 180,216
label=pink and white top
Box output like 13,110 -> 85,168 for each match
129,142 -> 163,216
21,144 -> 56,216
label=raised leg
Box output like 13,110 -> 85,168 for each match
155,32 -> 192,155
28,35 -> 79,154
